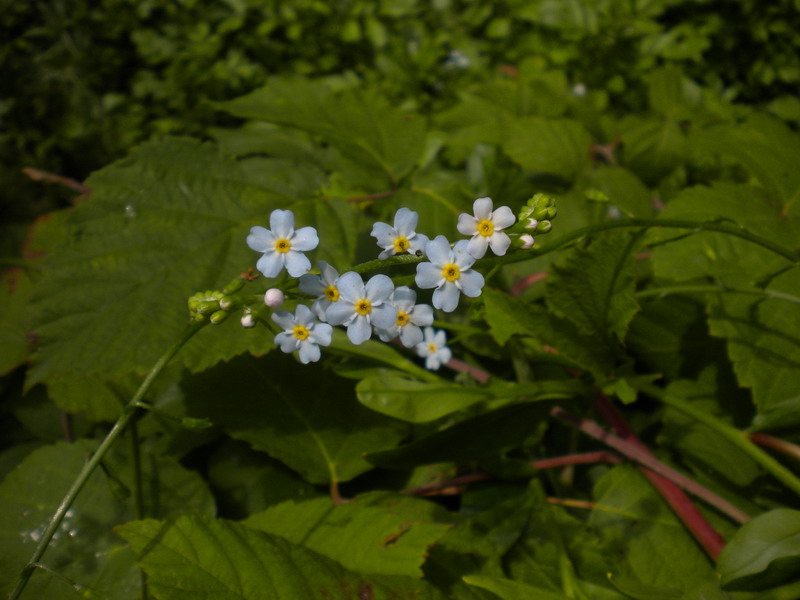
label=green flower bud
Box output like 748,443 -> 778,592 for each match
537,220 -> 552,233
517,234 -> 535,249
210,310 -> 230,325
518,205 -> 535,222
195,300 -> 220,315
181,417 -> 213,430
222,277 -> 245,295
219,293 -> 243,311
527,193 -> 558,221
585,189 -> 609,203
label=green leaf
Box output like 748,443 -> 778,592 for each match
618,116 -> 686,185
118,515 -> 445,600
27,138 -> 289,385
246,492 -> 450,577
586,167 -> 655,218
0,269 -> 34,375
464,575 -> 572,600
215,78 -> 426,185
482,287 -> 613,377
502,117 -> 592,183
546,230 -> 644,344
718,509 -> 800,591
356,373 -> 492,423
183,353 -> 407,485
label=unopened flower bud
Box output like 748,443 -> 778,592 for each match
219,295 -> 236,311
527,193 -> 557,221
210,310 -> 229,325
537,220 -> 552,233
241,311 -> 257,328
519,234 -> 535,249
518,205 -> 535,221
525,218 -> 538,230
264,288 -> 285,308
222,278 -> 245,295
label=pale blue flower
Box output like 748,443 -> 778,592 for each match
457,197 -> 515,258
247,209 -> 319,278
415,236 -> 484,312
371,207 -> 429,260
325,272 -> 397,345
375,286 -> 434,348
298,260 -> 340,321
272,304 -> 332,364
416,327 -> 452,370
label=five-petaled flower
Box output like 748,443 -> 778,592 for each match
371,208 -> 430,260
415,236 -> 485,312
457,197 -> 515,258
375,286 -> 434,348
299,260 -> 340,321
247,209 -> 319,278
415,327 -> 452,370
272,304 -> 332,364
325,272 -> 397,345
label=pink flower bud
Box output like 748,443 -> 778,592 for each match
241,312 -> 257,328
525,218 -> 538,230
520,234 -> 535,249
264,288 -> 285,308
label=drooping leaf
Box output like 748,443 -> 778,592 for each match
718,509 -> 800,591
183,353 -> 407,485
118,515 -> 445,600
245,492 -> 450,577
546,230 -> 644,344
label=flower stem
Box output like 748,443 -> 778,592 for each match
637,284 -> 800,307
8,321 -> 205,600
636,383 -> 800,497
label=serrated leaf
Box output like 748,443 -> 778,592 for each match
215,78 -> 426,185
183,353 -> 407,484
718,509 -> 800,591
546,230 -> 644,344
118,515 -> 444,600
502,116 -> 591,182
246,492 -> 450,577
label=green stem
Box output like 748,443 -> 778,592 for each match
129,419 -> 149,600
8,321 -> 205,600
637,284 -> 800,307
637,382 -> 800,497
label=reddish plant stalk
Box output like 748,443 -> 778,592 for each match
445,357 -> 490,383
593,396 -> 727,560
750,432 -> 800,462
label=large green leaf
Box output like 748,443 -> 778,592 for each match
245,492 -> 450,577
26,138 -> 291,385
215,78 -> 427,185
618,116 -> 687,185
183,353 -> 407,485
464,575 -> 571,600
546,230 -> 644,345
0,269 -> 34,375
118,515 -> 444,600
0,441 -> 213,599
718,509 -> 800,591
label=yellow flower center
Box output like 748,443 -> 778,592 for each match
396,311 -> 409,326
442,263 -> 460,282
477,219 -> 494,237
428,343 -> 438,354
274,238 -> 292,253
393,236 -> 410,253
293,325 -> 310,340
324,285 -> 339,302
355,299 -> 372,315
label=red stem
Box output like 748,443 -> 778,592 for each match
445,357 -> 490,383
594,396 -> 727,560
749,432 -> 800,462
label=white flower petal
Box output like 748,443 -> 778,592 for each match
453,240 -> 477,268
326,301 -> 355,326
425,235 -> 452,267
310,298 -> 328,321
399,324 -> 423,348
284,251 -> 312,278
434,329 -> 447,347
298,341 -> 321,364
377,326 -> 399,342
491,205 -> 515,229
488,231 -> 511,256
247,226 -> 275,252
270,209 -> 294,238
457,213 -> 477,235
409,303 -> 434,326
466,235 -> 489,259
256,252 -> 284,278
473,197 -> 493,220
309,322 -> 332,347
294,304 -> 315,326
271,310 -> 295,330
437,345 -> 452,364
415,263 -> 444,289
434,282 -> 460,312
319,261 -> 339,285
370,303 -> 398,329
347,316 -> 372,345
391,286 -> 417,310
292,227 -> 319,251
299,273 -> 324,295
425,354 -> 441,370
275,332 -> 299,353
365,274 -> 394,302
336,271 -> 364,302
393,207 -> 418,236
459,269 -> 485,297
370,222 -> 396,246
408,233 -> 429,255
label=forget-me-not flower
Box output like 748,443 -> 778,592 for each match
247,209 -> 319,278
374,286 -> 434,348
325,272 -> 397,344
370,207 -> 429,260
457,197 -> 515,258
415,236 -> 484,312
272,304 -> 332,364
298,260 -> 340,321
415,327 -> 452,370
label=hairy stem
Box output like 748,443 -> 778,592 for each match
9,321 -> 204,600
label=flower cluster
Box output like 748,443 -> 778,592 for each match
235,195 -> 554,368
